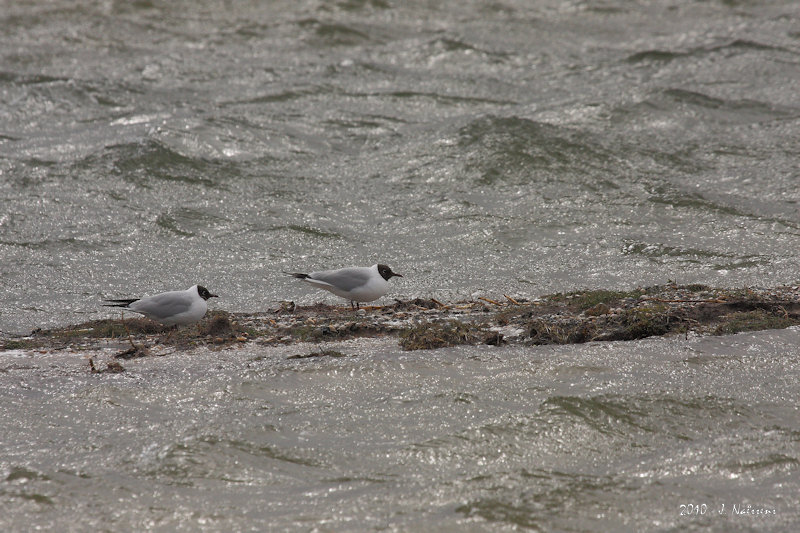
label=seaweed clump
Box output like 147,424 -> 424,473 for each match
594,307 -> 674,342
524,306 -> 677,345
3,285 -> 800,357
399,320 -> 485,351
544,289 -> 648,311
288,349 -> 347,359
527,318 -> 596,345
164,311 -> 249,348
712,309 -> 799,336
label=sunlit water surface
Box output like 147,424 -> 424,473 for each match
2,0 -> 800,530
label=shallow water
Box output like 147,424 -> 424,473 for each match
2,0 -> 800,530
2,330 -> 799,531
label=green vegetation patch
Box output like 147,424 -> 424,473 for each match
599,307 -> 675,341
526,305 -> 678,345
712,309 -> 800,336
1,339 -> 36,350
196,311 -> 247,338
527,319 -> 595,345
278,320 -> 389,343
543,289 -> 647,310
39,318 -> 166,340
399,320 -> 485,351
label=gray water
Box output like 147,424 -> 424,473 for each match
3,332 -> 799,531
2,0 -> 800,531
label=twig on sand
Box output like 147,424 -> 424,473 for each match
431,298 -> 449,309
504,294 -> 521,305
478,297 -> 502,306
642,298 -> 726,304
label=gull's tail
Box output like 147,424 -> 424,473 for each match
284,271 -> 310,280
103,298 -> 139,308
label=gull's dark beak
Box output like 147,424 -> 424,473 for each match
392,272 -> 403,278
209,293 -> 219,298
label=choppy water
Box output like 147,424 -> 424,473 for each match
2,0 -> 800,531
3,332 -> 799,531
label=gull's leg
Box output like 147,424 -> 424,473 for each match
164,325 -> 178,342
121,311 -> 137,350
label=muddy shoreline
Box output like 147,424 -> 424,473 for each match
3,284 -> 800,366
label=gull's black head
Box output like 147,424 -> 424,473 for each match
377,264 -> 402,281
197,285 -> 219,300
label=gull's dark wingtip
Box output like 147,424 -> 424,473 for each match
284,271 -> 310,279
102,298 -> 138,308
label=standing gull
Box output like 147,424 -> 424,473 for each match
103,285 -> 218,326
286,264 -> 402,308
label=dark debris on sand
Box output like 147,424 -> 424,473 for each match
3,285 -> 800,359
89,358 -> 125,374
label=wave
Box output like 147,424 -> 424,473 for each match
297,18 -> 377,47
612,87 -> 797,129
74,140 -> 237,189
625,38 -> 798,65
455,115 -> 619,185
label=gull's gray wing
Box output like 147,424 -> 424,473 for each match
129,291 -> 193,320
308,267 -> 372,292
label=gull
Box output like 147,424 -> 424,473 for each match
103,285 -> 218,326
286,264 -> 402,309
